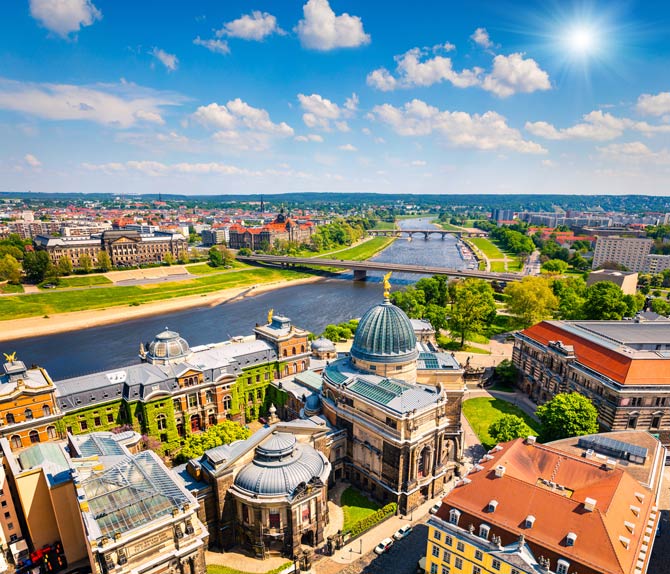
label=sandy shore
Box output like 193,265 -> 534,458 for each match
1,275 -> 323,342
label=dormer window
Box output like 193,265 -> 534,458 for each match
449,509 -> 461,525
525,515 -> 535,528
566,532 -> 577,546
479,524 -> 490,540
556,559 -> 570,574
487,500 -> 498,513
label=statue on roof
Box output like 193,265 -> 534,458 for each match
267,308 -> 274,324
3,352 -> 16,363
383,271 -> 392,299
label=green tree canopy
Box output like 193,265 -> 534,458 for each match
448,278 -> 497,346
552,276 -> 587,320
79,254 -> 93,273
535,392 -> 599,441
541,259 -> 569,274
504,276 -> 558,327
23,251 -> 52,284
174,421 -> 251,463
582,281 -> 632,320
0,254 -> 21,284
488,414 -> 534,443
57,254 -> 73,276
208,246 -> 224,267
97,250 -> 111,272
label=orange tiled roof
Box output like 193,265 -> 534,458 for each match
439,439 -> 658,574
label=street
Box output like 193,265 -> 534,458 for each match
362,524 -> 428,574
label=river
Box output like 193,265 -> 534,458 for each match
6,217 -> 466,379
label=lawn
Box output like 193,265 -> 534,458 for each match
186,261 -> 244,274
463,397 -> 542,449
373,220 -> 397,230
1,283 -> 23,294
469,237 -> 505,259
206,562 -> 292,574
490,261 -> 506,272
341,486 -> 381,532
46,275 -> 113,289
0,267 -> 309,321
433,220 -> 464,231
317,236 -> 395,261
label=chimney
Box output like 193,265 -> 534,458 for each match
494,465 -> 506,478
584,497 -> 597,512
526,435 -> 537,445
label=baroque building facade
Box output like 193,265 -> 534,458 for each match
228,210 -> 314,251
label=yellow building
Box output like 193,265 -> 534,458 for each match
0,356 -> 61,448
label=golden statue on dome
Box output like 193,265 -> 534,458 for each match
383,272 -> 392,299
3,352 -> 16,363
267,308 -> 274,324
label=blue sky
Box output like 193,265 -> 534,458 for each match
1,0 -> 670,196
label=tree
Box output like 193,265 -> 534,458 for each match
447,278 -> 497,347
80,254 -> 93,273
178,251 -> 190,264
535,392 -> 599,441
23,251 -> 52,284
583,281 -> 629,320
391,286 -> 426,318
541,259 -> 569,274
552,276 -> 586,320
651,298 -> 670,316
505,276 -> 558,327
0,254 -> 21,284
493,359 -> 519,387
97,250 -> 111,272
57,255 -> 73,276
163,252 -> 175,265
488,415 -> 534,443
208,246 -> 224,267
174,421 -> 251,463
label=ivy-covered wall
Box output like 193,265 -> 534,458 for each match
232,362 -> 278,422
61,399 -> 127,435
139,397 -> 181,452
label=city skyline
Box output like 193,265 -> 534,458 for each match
1,0 -> 670,196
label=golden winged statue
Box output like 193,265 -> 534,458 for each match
3,352 -> 17,363
383,271 -> 392,299
267,308 -> 274,324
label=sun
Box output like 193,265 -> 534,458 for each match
566,24 -> 598,56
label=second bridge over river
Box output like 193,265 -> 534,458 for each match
368,228 -> 488,239
237,254 -> 521,282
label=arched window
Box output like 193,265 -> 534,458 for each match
43,405 -> 51,417
24,408 -> 33,421
223,396 -> 232,410
156,414 -> 167,430
6,413 -> 15,424
47,426 -> 57,440
29,430 -> 40,444
205,390 -> 213,404
418,446 -> 431,478
208,414 -> 217,426
301,345 -> 305,353
10,435 -> 21,449
292,347 -> 296,355
283,349 -> 288,357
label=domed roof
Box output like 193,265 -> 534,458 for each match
234,432 -> 329,498
351,299 -> 418,364
304,393 -> 322,416
147,329 -> 190,362
311,337 -> 336,352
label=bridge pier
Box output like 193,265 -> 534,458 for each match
423,232 -> 429,240
353,269 -> 367,281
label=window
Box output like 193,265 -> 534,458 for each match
188,394 -> 198,408
3,512 -> 9,518
442,551 -> 451,563
94,416 -> 101,427
7,523 -> 13,531
224,396 -> 232,410
627,414 -> 638,429
454,558 -> 462,570
479,524 -> 490,540
492,559 -> 501,571
556,559 -> 570,574
430,565 -> 438,574
206,391 -> 213,404
474,550 -> 483,561
29,430 -> 40,444
473,567 -> 482,574
441,567 -> 449,574
173,398 -> 182,411
456,542 -> 465,552
269,510 -> 281,529
24,408 -> 33,420
80,420 -> 88,431
444,535 -> 452,547
256,389 -> 262,399
47,426 -> 57,440
6,413 -> 14,424
107,414 -> 114,423
432,546 -> 440,558
43,404 -> 51,416
157,414 -> 167,430
651,414 -> 662,430
433,530 -> 442,541
449,509 -> 461,525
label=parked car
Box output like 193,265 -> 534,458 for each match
393,524 -> 412,540
429,503 -> 441,515
374,537 -> 394,555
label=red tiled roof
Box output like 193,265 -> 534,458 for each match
439,439 -> 658,574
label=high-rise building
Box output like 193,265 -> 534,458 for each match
592,236 -> 653,271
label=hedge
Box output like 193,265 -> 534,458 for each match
347,502 -> 397,537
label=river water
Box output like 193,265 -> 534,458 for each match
7,217 -> 466,379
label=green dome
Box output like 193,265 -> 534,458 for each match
351,299 -> 418,364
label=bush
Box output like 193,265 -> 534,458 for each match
347,502 -> 397,537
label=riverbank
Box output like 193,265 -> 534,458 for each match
0,275 -> 324,342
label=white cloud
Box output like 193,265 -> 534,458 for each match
371,99 -> 546,154
0,77 -> 180,127
82,160 -> 249,177
216,11 -> 285,40
637,92 -> 670,116
411,160 -> 427,166
598,141 -> 670,165
297,93 -> 355,131
296,0 -> 370,51
367,48 -> 482,91
433,42 -> 456,53
338,144 -> 357,151
295,134 -> 324,142
29,0 -> 101,38
541,159 -> 557,168
193,37 -> 230,55
481,53 -> 550,97
24,154 -> 42,168
151,48 -> 178,72
471,27 -> 493,49
192,99 -> 293,151
525,110 -> 670,141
